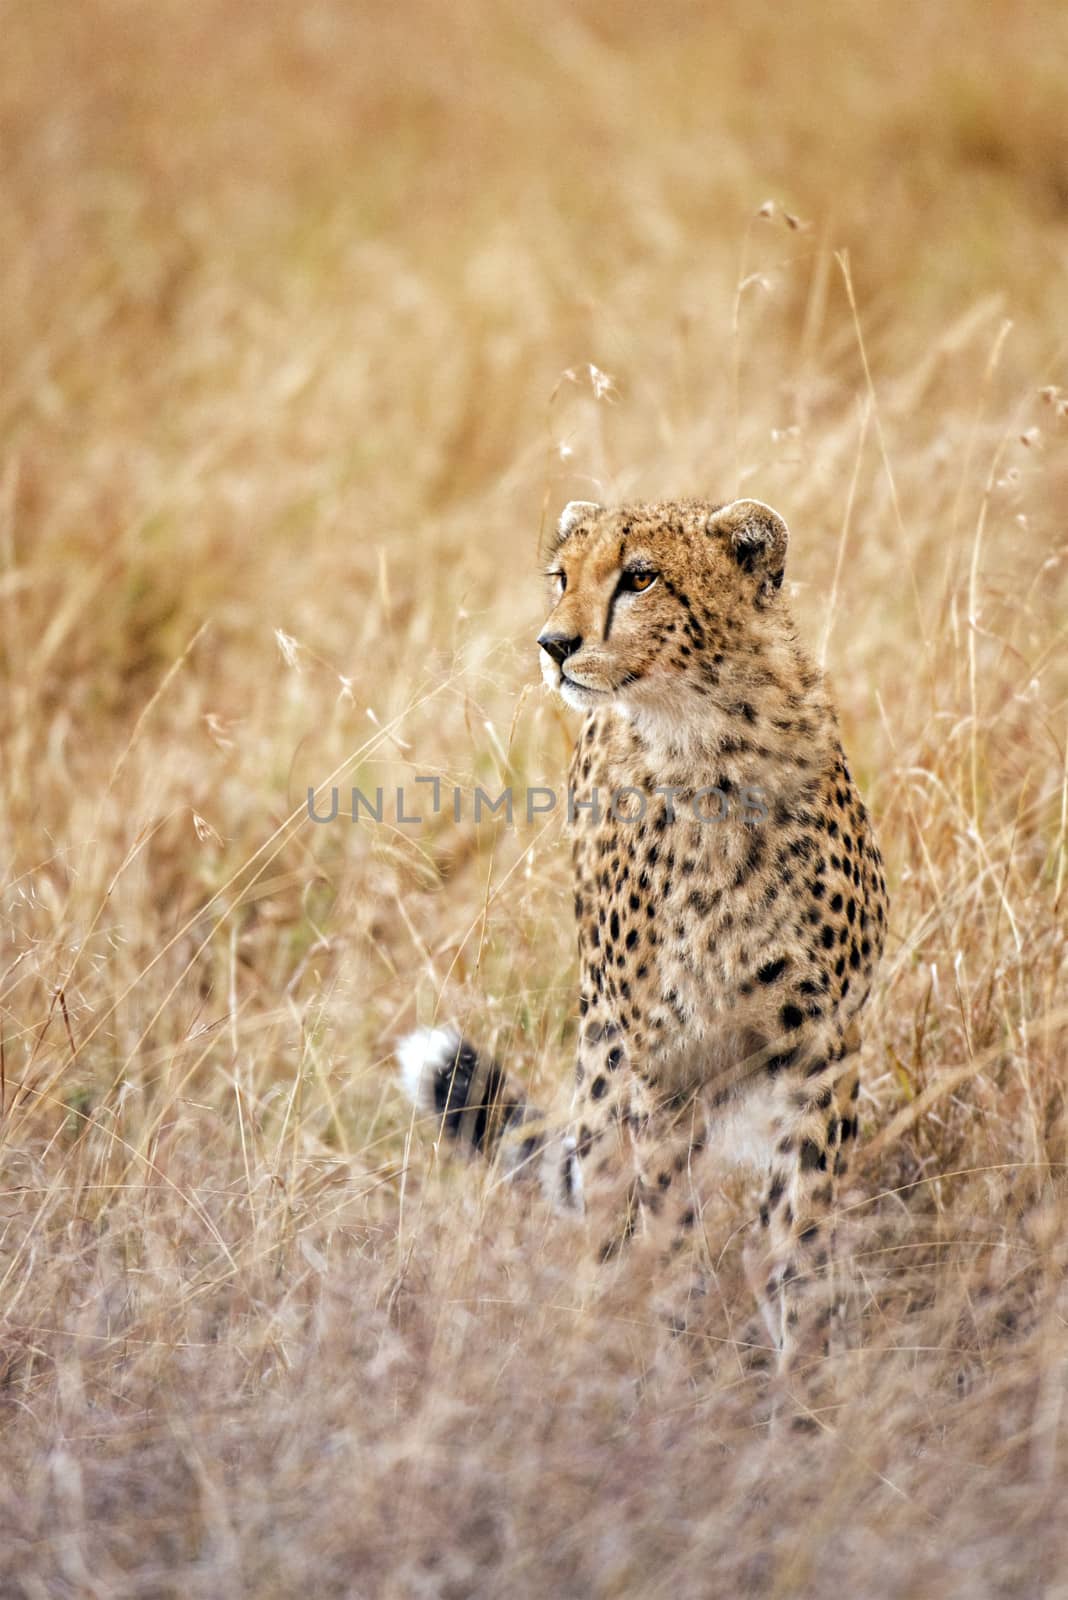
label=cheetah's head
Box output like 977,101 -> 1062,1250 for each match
537,497 -> 790,724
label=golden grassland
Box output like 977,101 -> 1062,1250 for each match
2,1 -> 1068,1594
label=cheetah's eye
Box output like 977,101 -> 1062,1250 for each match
547,570 -> 567,596
620,569 -> 658,594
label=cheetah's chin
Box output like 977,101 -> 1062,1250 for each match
558,675 -> 612,710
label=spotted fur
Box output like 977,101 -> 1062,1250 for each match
398,497 -> 888,1384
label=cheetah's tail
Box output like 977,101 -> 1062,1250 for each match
396,1027 -> 584,1209
396,1026 -> 529,1159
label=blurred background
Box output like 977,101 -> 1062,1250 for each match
2,3 -> 1068,1593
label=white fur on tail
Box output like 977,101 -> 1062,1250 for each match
396,1026 -> 460,1112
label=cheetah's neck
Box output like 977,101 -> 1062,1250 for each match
612,633 -> 839,796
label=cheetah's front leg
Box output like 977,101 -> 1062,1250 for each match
746,1047 -> 861,1413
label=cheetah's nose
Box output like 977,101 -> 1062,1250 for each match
537,631 -> 583,666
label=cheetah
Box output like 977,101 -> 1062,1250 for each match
398,497 -> 887,1383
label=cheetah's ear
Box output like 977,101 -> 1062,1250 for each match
555,500 -> 603,544
709,499 -> 788,595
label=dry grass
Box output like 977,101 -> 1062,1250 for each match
2,2 -> 1068,1594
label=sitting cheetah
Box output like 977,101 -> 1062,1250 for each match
399,497 -> 887,1380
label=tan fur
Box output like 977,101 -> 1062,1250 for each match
400,496 -> 888,1389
